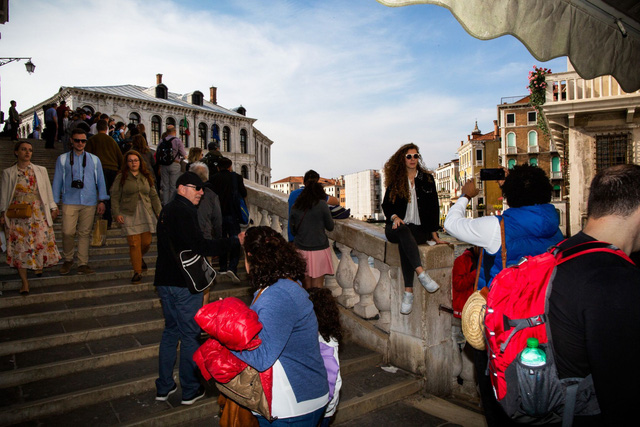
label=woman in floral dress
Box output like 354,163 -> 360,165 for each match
0,141 -> 61,294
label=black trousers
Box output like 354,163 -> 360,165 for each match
44,121 -> 56,148
385,223 -> 428,287
102,168 -> 119,227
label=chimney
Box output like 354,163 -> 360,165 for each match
156,74 -> 163,85
210,86 -> 217,104
494,120 -> 498,137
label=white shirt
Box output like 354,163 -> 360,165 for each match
443,196 -> 502,254
403,179 -> 421,225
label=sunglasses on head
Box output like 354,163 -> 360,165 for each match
185,184 -> 202,191
405,153 -> 420,159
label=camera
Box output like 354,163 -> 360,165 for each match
71,180 -> 84,189
480,168 -> 506,181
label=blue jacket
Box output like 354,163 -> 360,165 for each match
478,204 -> 563,290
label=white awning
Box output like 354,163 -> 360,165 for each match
377,0 -> 640,92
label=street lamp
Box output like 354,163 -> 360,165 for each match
0,57 -> 36,74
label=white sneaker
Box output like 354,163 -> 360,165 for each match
401,291 -> 414,315
225,271 -> 240,283
418,272 -> 440,293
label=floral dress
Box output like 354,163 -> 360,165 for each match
5,166 -> 61,270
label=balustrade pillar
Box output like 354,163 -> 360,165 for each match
270,214 -> 282,235
335,243 -> 358,308
259,209 -> 271,227
373,259 -> 391,332
324,240 -> 342,297
352,251 -> 379,320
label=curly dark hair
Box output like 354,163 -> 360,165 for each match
307,287 -> 342,343
501,164 -> 552,208
243,226 -> 306,289
292,170 -> 328,211
383,143 -> 428,203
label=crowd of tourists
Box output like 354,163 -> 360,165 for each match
2,120 -> 639,426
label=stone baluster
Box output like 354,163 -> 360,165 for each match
259,209 -> 271,227
352,251 -> 379,319
335,243 -> 358,308
270,214 -> 282,235
373,259 -> 391,332
280,218 -> 289,240
324,240 -> 342,297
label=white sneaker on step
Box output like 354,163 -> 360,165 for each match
401,291 -> 414,315
418,272 -> 440,293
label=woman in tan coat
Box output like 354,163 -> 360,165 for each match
111,150 -> 162,283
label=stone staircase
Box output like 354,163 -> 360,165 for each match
0,137 -> 484,426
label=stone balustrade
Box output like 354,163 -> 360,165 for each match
244,181 -> 472,396
545,71 -> 640,104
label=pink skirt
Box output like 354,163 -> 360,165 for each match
297,247 -> 335,278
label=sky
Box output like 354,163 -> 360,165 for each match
0,0 -> 566,181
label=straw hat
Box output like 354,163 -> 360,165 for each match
461,290 -> 487,350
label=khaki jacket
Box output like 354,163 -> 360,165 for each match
110,172 -> 161,218
1,164 -> 58,226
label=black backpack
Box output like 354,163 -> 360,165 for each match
202,152 -> 222,175
157,137 -> 177,166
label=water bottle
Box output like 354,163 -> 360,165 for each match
520,337 -> 546,367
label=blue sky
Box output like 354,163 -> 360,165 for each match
0,0 -> 565,180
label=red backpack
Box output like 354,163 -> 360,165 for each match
483,241 -> 634,425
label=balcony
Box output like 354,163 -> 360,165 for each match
550,171 -> 562,180
528,145 -> 539,154
546,71 -> 640,105
506,146 -> 517,155
244,181 -> 467,396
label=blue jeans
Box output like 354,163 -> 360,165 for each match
219,215 -> 241,273
256,406 -> 326,426
156,286 -> 203,398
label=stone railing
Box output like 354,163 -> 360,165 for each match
545,71 -> 640,104
244,181 -> 473,396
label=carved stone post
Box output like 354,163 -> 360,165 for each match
324,240 -> 342,297
373,259 -> 391,332
259,209 -> 270,227
270,214 -> 282,234
280,219 -> 289,240
335,243 -> 358,308
352,251 -> 379,319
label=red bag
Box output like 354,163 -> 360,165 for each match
483,241 -> 632,423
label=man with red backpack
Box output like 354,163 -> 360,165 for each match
547,164 -> 640,425
444,165 -> 563,426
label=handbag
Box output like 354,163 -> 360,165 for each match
6,203 -> 32,219
90,215 -> 108,247
179,249 -> 217,294
218,395 -> 259,427
216,366 -> 272,421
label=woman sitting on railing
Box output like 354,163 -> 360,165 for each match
382,143 -> 445,315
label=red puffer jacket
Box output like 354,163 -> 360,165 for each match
193,296 -> 273,407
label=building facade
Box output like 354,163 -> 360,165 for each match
434,159 -> 459,225
18,74 -> 273,186
543,60 -> 640,235
344,169 -> 382,220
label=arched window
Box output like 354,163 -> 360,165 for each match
82,105 -> 95,115
211,124 -> 220,144
529,157 -> 538,167
156,84 -> 168,99
507,132 -> 516,147
264,147 -> 269,167
180,118 -> 189,146
508,158 -> 516,169
222,126 -> 230,152
151,115 -> 162,145
240,129 -> 248,154
129,112 -> 141,126
198,122 -> 207,148
241,165 -> 249,179
551,156 -> 561,172
528,131 -> 538,146
255,171 -> 259,182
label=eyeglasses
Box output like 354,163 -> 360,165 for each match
405,153 -> 420,159
72,138 -> 87,143
127,159 -> 140,163
185,184 -> 202,191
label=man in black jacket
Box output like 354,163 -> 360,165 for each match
154,172 -> 237,406
210,157 -> 246,280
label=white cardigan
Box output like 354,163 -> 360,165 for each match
1,164 -> 58,227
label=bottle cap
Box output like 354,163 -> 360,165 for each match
527,337 -> 539,348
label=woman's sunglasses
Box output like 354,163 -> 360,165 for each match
405,154 -> 420,159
